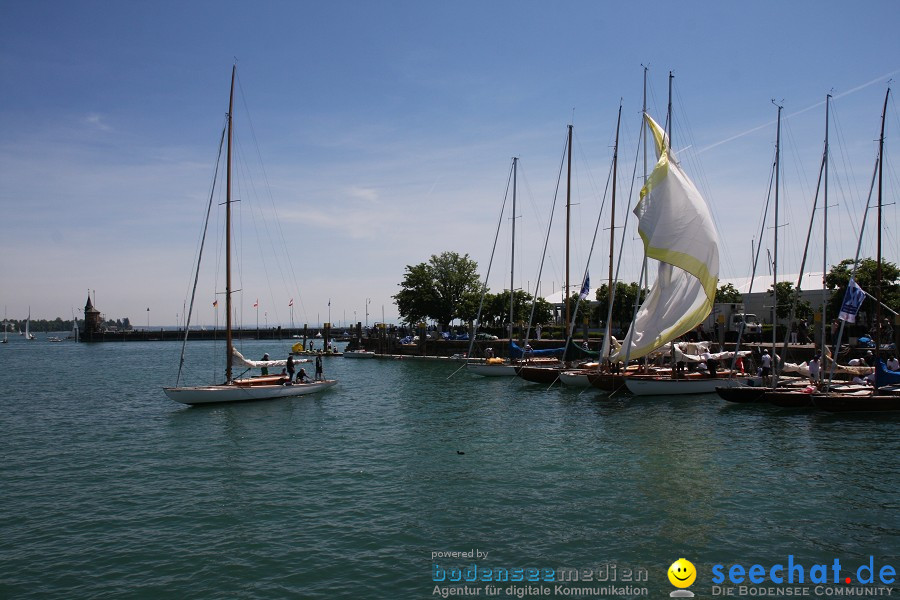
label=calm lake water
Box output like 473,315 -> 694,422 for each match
1,336 -> 897,598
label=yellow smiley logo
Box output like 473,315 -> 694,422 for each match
668,558 -> 697,588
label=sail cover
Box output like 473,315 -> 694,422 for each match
611,114 -> 719,362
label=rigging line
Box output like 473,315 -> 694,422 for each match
176,120 -> 228,386
565,118 -> 617,353
672,84 -> 739,280
236,72 -> 309,324
698,69 -> 900,155
829,101 -> 864,260
456,158 -> 516,376
522,128 -> 569,348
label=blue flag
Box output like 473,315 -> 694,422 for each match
838,279 -> 865,323
579,273 -> 590,300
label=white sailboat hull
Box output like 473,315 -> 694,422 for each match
625,376 -> 762,396
558,370 -> 592,387
344,350 -> 377,358
466,363 -> 518,377
164,379 -> 337,405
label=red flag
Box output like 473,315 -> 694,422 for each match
253,299 -> 258,308
213,300 -> 218,307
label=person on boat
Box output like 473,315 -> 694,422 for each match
701,350 -> 719,377
485,347 -> 494,359
760,350 -> 772,384
888,356 -> 900,371
808,354 -> 820,385
287,354 -> 295,380
296,368 -> 310,383
315,354 -> 323,381
734,355 -> 745,374
865,368 -> 876,386
864,350 -> 875,367
261,353 -> 270,376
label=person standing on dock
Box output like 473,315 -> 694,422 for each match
315,354 -> 323,381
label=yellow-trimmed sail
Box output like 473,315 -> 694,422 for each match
610,114 -> 719,362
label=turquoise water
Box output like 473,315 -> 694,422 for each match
1,337 -> 897,598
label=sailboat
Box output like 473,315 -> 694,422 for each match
2,308 -> 8,344
24,308 -> 35,341
616,110 -> 757,396
813,87 -> 900,412
516,124 -> 597,385
163,66 -> 337,405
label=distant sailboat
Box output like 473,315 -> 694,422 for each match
24,308 -> 35,341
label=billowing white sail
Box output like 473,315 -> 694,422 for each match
611,114 -> 718,362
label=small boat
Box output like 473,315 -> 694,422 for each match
466,362 -> 518,376
344,349 -> 377,359
163,66 -> 337,406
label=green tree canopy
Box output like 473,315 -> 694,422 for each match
394,251 -> 481,328
715,283 -> 743,304
480,290 -> 552,328
825,257 -> 900,327
592,281 -> 648,328
768,281 -> 813,321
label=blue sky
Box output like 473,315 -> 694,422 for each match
1,1 -> 898,327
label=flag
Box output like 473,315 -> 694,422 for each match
253,299 -> 258,308
213,300 -> 218,307
579,273 -> 590,300
838,279 -> 865,323
289,298 -> 293,307
328,298 -> 331,307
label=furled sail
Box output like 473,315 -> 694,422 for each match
611,114 -> 719,361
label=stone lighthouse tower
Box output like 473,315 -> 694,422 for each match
84,293 -> 101,339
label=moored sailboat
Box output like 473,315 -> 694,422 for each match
814,86 -> 899,412
614,106 -> 744,396
163,66 -> 337,405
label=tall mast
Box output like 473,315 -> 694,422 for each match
821,94 -> 831,358
875,87 -> 890,359
772,102 -> 782,387
510,156 -> 518,342
608,103 -> 622,322
565,124 -> 573,335
666,71 -> 674,141
225,65 -> 236,383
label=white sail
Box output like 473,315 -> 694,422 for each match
611,114 -> 718,362
231,347 -> 308,369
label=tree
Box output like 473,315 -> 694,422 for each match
715,283 -> 743,304
394,251 -> 481,329
768,281 -> 812,321
592,281 -> 648,331
480,290 -> 551,329
825,257 -> 900,328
